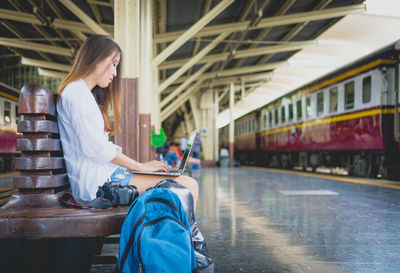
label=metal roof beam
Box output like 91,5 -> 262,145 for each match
157,33 -> 229,93
0,38 -> 74,56
160,63 -> 279,119
160,80 -> 205,122
0,8 -> 114,34
187,0 -> 212,75
169,61 -> 283,85
218,88 -> 229,102
87,0 -> 113,7
195,73 -> 272,88
88,2 -> 102,23
160,61 -> 215,108
59,0 -> 109,35
159,40 -> 315,69
256,0 -> 332,65
70,30 -> 87,42
38,68 -> 67,78
152,0 -> 235,67
154,4 -> 366,43
232,0 -> 296,69
21,57 -> 71,72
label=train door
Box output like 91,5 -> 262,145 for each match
255,110 -> 262,164
379,65 -> 400,178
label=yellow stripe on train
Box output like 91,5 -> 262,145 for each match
261,108 -> 394,136
0,91 -> 19,102
0,126 -> 18,133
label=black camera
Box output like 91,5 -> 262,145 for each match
96,181 -> 139,207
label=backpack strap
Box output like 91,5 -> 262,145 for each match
59,191 -> 113,209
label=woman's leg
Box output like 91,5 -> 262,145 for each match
130,174 -> 199,212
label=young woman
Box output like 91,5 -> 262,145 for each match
57,35 -> 198,210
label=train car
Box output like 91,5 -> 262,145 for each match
222,41 -> 400,179
234,112 -> 259,164
0,82 -> 20,172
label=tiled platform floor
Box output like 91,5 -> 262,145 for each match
194,167 -> 400,273
88,166 -> 400,272
3,167 -> 400,272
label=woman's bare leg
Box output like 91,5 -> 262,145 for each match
130,174 -> 199,212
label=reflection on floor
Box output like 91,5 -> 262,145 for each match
195,167 -> 400,273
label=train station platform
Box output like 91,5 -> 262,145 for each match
87,166 -> 400,272
2,167 -> 400,272
194,166 -> 400,273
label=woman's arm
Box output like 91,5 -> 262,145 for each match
111,150 -> 169,172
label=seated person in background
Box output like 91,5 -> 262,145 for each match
179,134 -> 188,157
156,139 -> 170,161
165,143 -> 181,167
56,35 -> 199,211
192,133 -> 202,159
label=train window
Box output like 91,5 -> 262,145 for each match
296,100 -> 302,120
281,106 -> 286,123
306,97 -> 311,118
329,87 -> 338,113
274,109 -> 279,125
362,76 -> 371,103
317,92 -> 324,116
252,119 -> 255,132
263,113 -> 267,129
269,110 -> 273,127
288,103 -> 293,121
15,105 -> 20,123
4,101 -> 11,124
345,81 -> 355,110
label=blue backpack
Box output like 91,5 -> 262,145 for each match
116,187 -> 198,273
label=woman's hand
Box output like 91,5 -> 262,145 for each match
139,160 -> 169,172
112,150 -> 170,172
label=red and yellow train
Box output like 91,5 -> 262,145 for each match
0,82 -> 20,172
220,41 -> 400,179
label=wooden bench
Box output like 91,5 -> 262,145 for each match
0,83 -> 128,273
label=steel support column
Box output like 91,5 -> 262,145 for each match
114,0 -> 140,160
229,82 -> 235,167
139,0 -> 153,162
214,90 -> 219,162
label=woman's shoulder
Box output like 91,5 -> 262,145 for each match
61,79 -> 87,98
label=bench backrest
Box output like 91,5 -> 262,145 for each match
7,83 -> 69,208
0,83 -> 128,240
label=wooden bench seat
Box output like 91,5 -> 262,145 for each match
0,83 -> 127,273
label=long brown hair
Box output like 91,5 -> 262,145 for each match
57,35 -> 123,136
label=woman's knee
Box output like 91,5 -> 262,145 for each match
177,175 -> 199,201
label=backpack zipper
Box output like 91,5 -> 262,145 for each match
139,262 -> 144,273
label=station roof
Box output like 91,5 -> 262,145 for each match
217,0 -> 400,127
0,0 -> 398,131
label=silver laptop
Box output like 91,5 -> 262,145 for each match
134,130 -> 197,176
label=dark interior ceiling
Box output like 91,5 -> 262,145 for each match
0,0 -> 365,130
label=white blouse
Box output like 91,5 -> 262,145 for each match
57,79 -> 120,201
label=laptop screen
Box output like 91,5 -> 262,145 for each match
178,131 -> 197,171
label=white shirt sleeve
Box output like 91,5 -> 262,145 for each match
60,86 -> 117,164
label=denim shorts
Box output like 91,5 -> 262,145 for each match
110,167 -> 134,186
